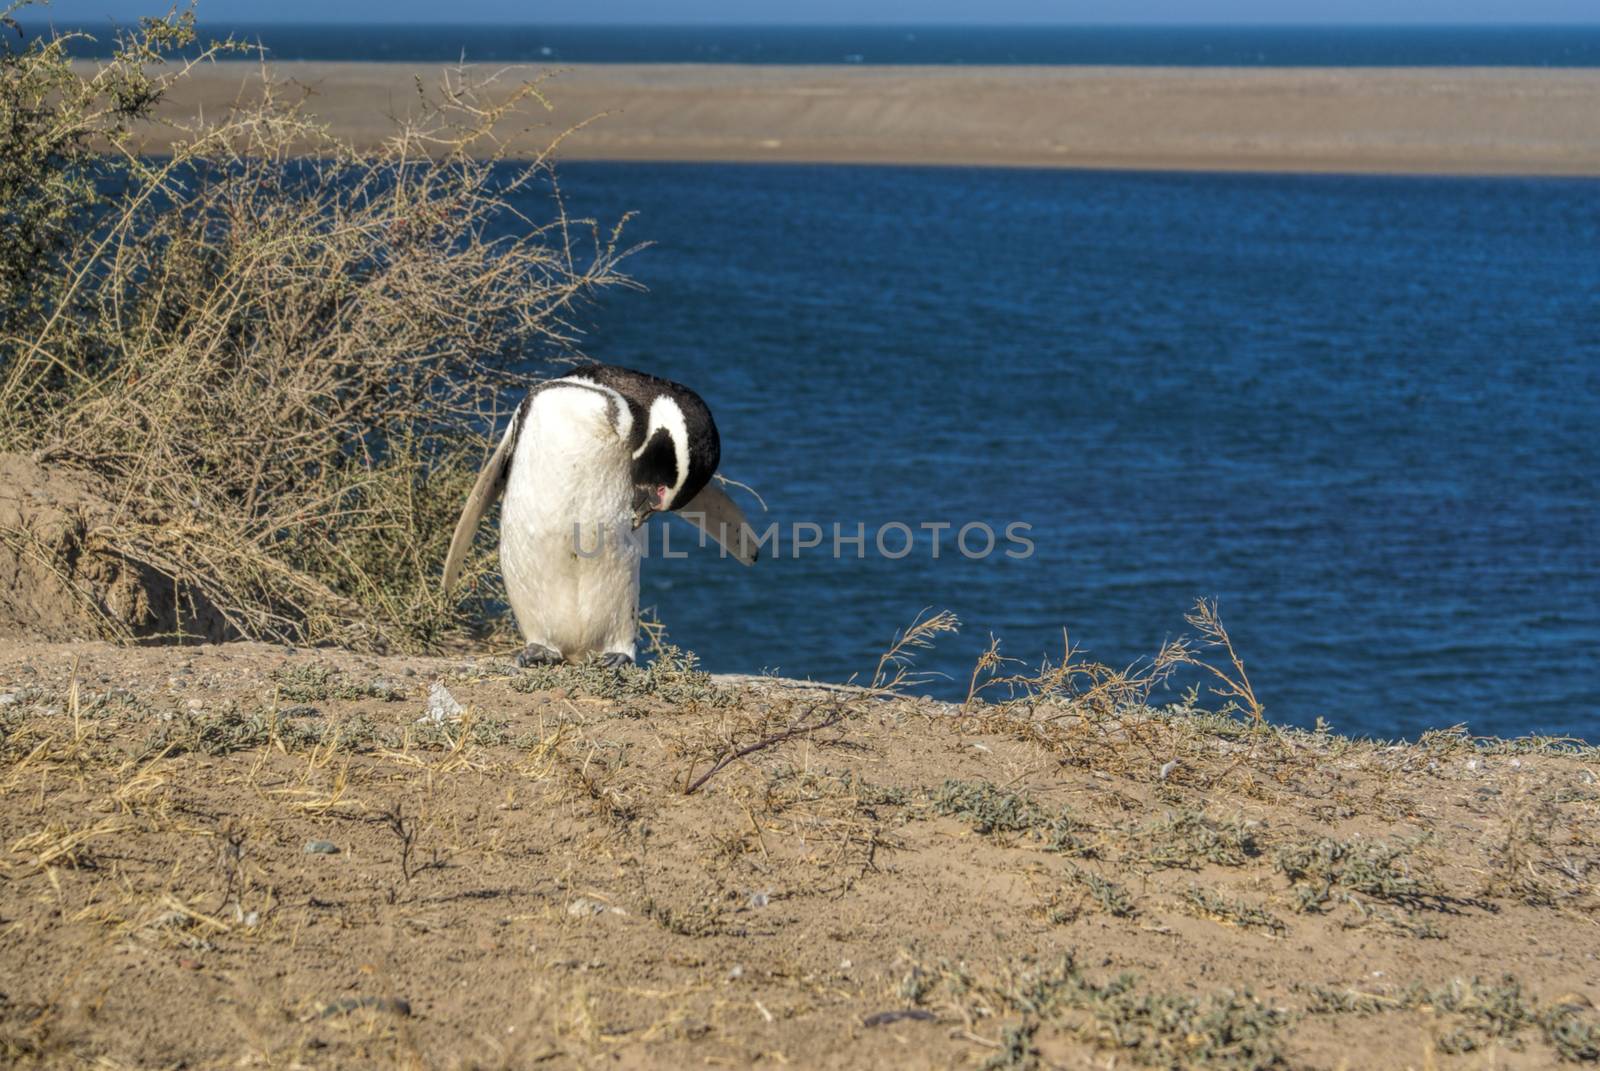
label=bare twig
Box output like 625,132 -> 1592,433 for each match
682,700 -> 850,796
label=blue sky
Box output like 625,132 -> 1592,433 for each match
25,0 -> 1600,22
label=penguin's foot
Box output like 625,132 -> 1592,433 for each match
593,651 -> 635,670
513,642 -> 562,668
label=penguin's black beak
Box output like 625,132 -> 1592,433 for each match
631,485 -> 661,530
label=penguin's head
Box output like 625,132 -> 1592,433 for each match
561,364 -> 722,529
630,395 -> 717,528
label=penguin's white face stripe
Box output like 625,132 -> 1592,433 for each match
635,396 -> 690,507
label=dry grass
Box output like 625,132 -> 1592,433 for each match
1,4 -> 633,650
0,614 -> 1596,1068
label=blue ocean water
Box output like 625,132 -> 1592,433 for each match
527,164 -> 1600,742
36,23 -> 1600,67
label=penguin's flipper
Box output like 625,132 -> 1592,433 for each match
442,410 -> 521,594
677,480 -> 759,566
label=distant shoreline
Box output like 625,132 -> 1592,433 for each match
127,61 -> 1600,175
43,22 -> 1600,69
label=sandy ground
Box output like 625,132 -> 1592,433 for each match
1,638 -> 1597,1069
124,61 -> 1600,174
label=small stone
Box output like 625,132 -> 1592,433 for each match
747,890 -> 770,909
726,964 -> 744,981
186,698 -> 205,711
863,1009 -> 935,1028
1158,759 -> 1178,780
566,897 -> 606,918
304,840 -> 340,855
418,681 -> 463,724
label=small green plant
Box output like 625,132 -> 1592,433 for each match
931,780 -> 1091,854
1137,808 -> 1259,870
508,644 -> 735,708
900,965 -> 938,1005
270,663 -> 407,704
141,705 -> 383,758
141,703 -> 290,757
1062,863 -> 1136,918
766,766 -> 910,809
933,780 -> 1046,834
911,955 -> 1287,1070
1308,976 -> 1600,1063
639,896 -> 744,938
1343,896 -> 1444,939
981,1021 -> 1040,1070
406,715 -> 510,750
1179,886 -> 1287,935
1274,836 -> 1436,912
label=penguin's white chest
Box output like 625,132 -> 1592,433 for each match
499,387 -> 640,660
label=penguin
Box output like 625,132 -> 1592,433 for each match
441,364 -> 758,667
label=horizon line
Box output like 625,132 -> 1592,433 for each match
21,18 -> 1600,28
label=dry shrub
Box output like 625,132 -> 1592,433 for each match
0,5 -> 633,649
958,598 -> 1278,784
968,598 -> 1262,725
